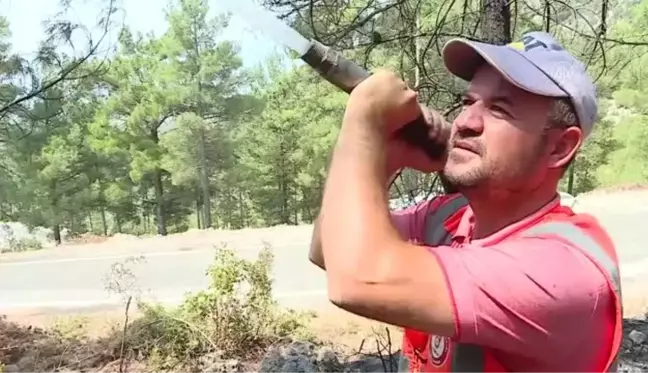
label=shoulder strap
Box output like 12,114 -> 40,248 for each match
522,219 -> 622,372
424,194 -> 469,246
522,220 -> 621,295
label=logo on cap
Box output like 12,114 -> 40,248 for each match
507,34 -> 564,53
507,41 -> 525,51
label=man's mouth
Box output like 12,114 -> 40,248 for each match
452,140 -> 480,155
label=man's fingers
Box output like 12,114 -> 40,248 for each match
421,107 -> 451,144
420,106 -> 440,137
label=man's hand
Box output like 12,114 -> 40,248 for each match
343,69 -> 447,173
344,69 -> 421,135
387,106 -> 448,174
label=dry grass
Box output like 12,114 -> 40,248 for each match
1,288 -> 646,373
4,310 -> 127,339
0,307 -> 399,372
3,305 -> 399,353
306,305 -> 403,350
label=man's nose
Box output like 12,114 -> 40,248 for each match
455,103 -> 485,134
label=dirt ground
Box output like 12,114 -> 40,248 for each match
2,304 -> 401,351
4,288 -> 647,357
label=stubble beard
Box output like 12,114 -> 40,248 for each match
442,140 -> 546,193
442,150 -> 490,191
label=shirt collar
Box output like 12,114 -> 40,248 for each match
452,194 -> 561,246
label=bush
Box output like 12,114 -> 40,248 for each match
122,244 -> 315,370
0,223 -> 47,253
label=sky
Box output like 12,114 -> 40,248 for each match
0,0 -> 289,68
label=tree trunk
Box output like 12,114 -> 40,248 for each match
50,184 -> 62,245
152,167 -> 167,236
69,211 -> 75,234
198,127 -> 212,228
190,25 -> 213,229
280,176 -> 289,224
53,224 -> 61,245
238,189 -> 245,228
196,196 -> 202,229
567,162 -> 575,194
100,206 -> 108,236
413,2 -> 421,88
150,128 -> 168,236
480,0 -> 512,44
302,189 -> 313,223
88,211 -> 94,232
97,176 -> 109,236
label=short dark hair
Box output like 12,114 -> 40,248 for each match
548,98 -> 578,130
546,98 -> 579,173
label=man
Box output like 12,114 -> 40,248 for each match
310,31 -> 622,372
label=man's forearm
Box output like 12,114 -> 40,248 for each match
309,165 -> 402,271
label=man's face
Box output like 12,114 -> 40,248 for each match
442,64 -> 559,193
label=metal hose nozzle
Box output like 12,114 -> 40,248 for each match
300,39 -> 449,160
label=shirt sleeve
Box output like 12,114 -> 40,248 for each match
428,236 -> 613,365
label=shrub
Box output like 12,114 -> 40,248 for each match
123,244 -> 315,370
0,223 -> 46,253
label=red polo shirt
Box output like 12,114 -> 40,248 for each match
391,194 -> 616,371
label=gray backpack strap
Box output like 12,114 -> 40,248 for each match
398,195 -> 471,373
522,221 -> 622,301
424,194 -> 469,246
521,220 -> 622,372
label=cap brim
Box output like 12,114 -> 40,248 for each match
442,39 -> 568,98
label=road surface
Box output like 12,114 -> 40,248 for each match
0,224 -> 331,314
1,190 -> 647,315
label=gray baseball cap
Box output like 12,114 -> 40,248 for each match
442,31 -> 598,138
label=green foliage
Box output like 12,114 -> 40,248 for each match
0,0 -> 647,242
123,245 -> 314,370
236,64 -> 347,226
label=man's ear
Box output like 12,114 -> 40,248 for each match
547,126 -> 582,169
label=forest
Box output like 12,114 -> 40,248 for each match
0,0 -> 647,242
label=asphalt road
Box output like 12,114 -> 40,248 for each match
0,224 -> 332,313
1,192 -> 648,315
0,242 -> 330,313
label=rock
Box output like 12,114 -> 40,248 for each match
199,350 -> 241,372
199,350 -> 225,365
629,330 -> 647,345
619,364 -> 646,373
3,364 -> 19,372
258,341 -> 341,372
620,317 -> 648,371
316,346 -> 342,371
206,359 -> 241,372
15,355 -> 36,371
343,352 -> 400,373
257,340 -> 400,373
258,318 -> 648,372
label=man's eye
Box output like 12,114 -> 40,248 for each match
461,98 -> 474,107
491,105 -> 508,115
